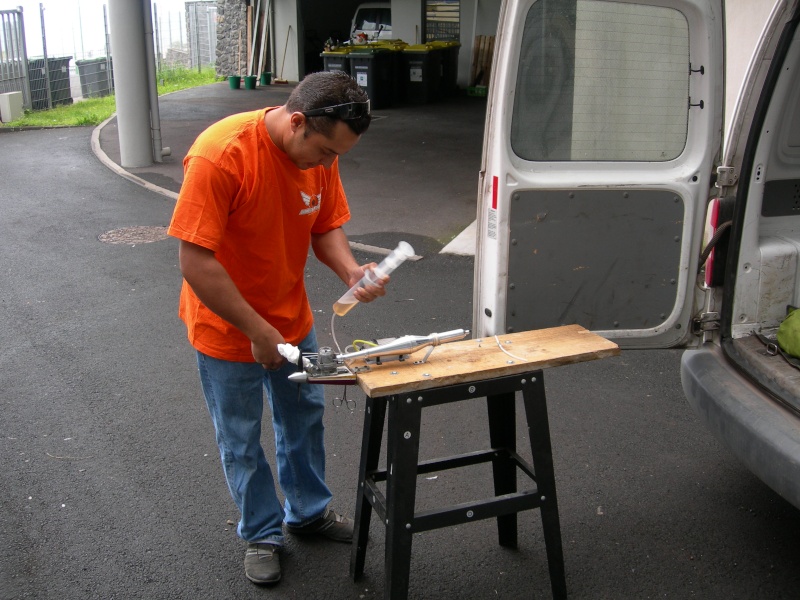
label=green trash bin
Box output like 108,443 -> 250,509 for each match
321,47 -> 353,75
76,57 -> 114,98
27,56 -> 73,109
401,44 -> 442,104
348,45 -> 397,109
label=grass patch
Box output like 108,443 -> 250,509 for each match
156,66 -> 220,95
2,66 -> 220,128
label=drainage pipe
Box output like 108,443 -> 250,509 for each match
142,0 -> 170,162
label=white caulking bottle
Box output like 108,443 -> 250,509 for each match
333,241 -> 415,316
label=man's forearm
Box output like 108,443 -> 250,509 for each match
178,240 -> 277,344
311,228 -> 362,286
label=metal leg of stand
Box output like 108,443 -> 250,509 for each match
351,395 -> 387,580
351,371 -> 568,599
523,374 -> 567,599
487,391 -> 518,548
383,395 -> 422,599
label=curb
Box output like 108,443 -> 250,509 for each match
90,114 -> 178,202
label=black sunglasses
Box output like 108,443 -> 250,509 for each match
302,100 -> 371,120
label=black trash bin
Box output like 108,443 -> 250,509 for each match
321,48 -> 353,75
27,56 -> 73,110
401,44 -> 442,104
348,45 -> 397,109
76,57 -> 114,98
431,41 -> 460,97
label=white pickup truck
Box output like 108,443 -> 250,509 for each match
350,2 -> 393,43
474,0 -> 800,508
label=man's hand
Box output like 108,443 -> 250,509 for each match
349,263 -> 388,303
251,326 -> 287,370
312,229 -> 391,305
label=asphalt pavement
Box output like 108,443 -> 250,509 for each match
1,85 -> 800,600
95,81 -> 485,253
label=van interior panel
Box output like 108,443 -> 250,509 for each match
506,188 -> 683,333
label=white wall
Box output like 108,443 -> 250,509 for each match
460,0 -> 501,87
392,0 -> 424,44
274,1 -> 301,81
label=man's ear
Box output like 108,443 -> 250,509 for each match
289,112 -> 306,132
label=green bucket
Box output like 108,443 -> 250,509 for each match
244,75 -> 258,90
260,71 -> 272,85
228,75 -> 241,89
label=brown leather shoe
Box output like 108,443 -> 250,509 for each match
285,508 -> 354,543
244,542 -> 281,584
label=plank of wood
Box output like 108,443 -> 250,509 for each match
484,35 -> 495,85
470,35 -> 481,85
247,6 -> 252,75
352,325 -> 619,398
476,35 -> 488,84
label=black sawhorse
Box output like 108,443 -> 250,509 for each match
349,370 -> 567,599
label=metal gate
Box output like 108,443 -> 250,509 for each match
0,8 -> 31,109
187,1 -> 217,70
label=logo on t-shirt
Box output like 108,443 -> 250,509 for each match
299,190 -> 322,216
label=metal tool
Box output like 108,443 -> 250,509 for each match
288,328 -> 469,384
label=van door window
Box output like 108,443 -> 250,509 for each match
511,0 -> 690,162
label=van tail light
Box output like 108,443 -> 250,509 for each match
701,196 -> 735,287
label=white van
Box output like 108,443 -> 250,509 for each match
350,2 -> 393,43
474,0 -> 800,508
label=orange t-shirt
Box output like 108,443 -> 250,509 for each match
168,107 -> 351,361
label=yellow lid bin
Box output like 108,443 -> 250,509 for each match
428,41 -> 461,97
401,44 -> 443,104
320,47 -> 354,76
348,44 -> 402,109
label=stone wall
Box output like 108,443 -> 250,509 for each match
214,0 -> 247,77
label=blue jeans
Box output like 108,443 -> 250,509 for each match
196,328 -> 332,546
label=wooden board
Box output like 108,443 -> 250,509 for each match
352,325 -> 620,398
471,35 -> 495,86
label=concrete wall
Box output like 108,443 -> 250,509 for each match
215,0 -> 247,77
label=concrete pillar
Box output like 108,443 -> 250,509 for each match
108,0 -> 152,167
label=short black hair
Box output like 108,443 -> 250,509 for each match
285,71 -> 371,136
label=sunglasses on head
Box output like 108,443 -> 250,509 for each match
302,100 -> 371,120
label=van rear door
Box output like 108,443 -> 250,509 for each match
473,0 -> 723,348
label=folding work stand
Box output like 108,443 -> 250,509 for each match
347,325 -> 619,599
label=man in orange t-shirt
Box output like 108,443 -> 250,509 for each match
168,72 -> 384,586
